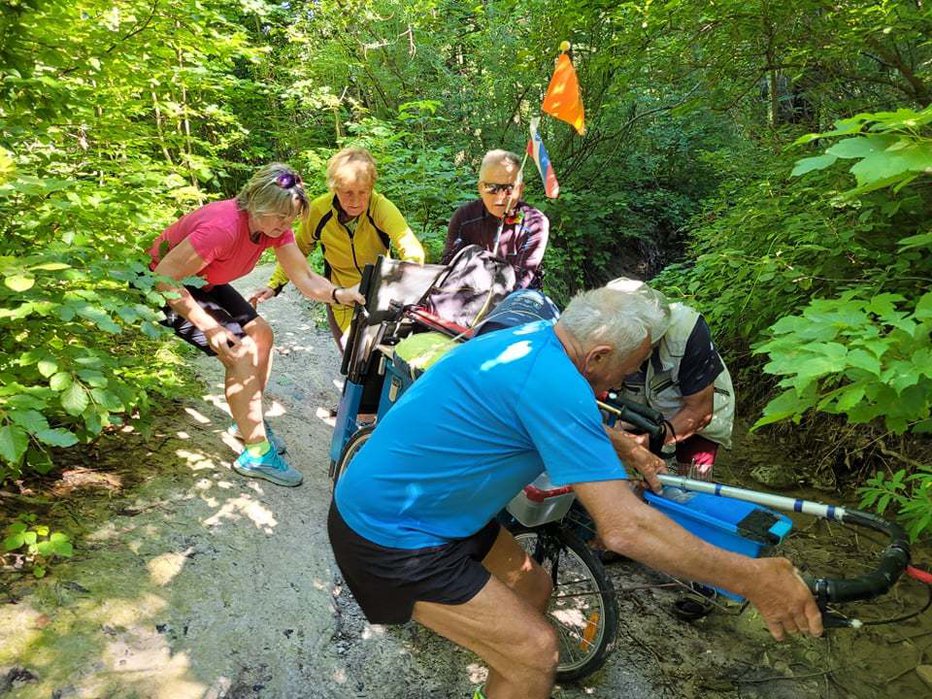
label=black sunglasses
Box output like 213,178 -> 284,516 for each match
480,181 -> 516,195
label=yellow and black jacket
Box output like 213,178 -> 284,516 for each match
267,191 -> 425,330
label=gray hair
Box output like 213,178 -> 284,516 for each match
605,277 -> 672,341
479,149 -> 521,176
235,163 -> 309,219
559,287 -> 666,357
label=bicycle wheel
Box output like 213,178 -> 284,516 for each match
513,525 -> 618,682
331,425 -> 375,491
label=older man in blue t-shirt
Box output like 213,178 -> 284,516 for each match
329,288 -> 822,699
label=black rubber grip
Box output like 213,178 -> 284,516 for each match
602,393 -> 666,448
805,509 -> 910,604
341,262 -> 377,379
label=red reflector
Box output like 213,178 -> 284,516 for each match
523,484 -> 573,502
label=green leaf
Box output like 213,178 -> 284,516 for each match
23,531 -> 37,546
78,370 -> 108,388
8,394 -> 47,411
791,154 -> 837,177
4,274 -> 35,291
846,349 -> 881,376
883,360 -> 921,394
90,387 -> 124,411
35,428 -> 79,447
7,522 -> 27,535
753,390 -> 805,429
899,232 -> 932,252
825,135 -> 896,159
49,532 -> 72,557
28,262 -> 71,271
49,372 -> 73,391
33,565 -> 46,579
61,383 -> 89,416
835,385 -> 866,412
10,409 -> 49,433
26,446 -> 55,475
3,533 -> 25,551
849,140 -> 932,186
37,359 -> 58,378
0,424 -> 29,464
915,293 -> 932,321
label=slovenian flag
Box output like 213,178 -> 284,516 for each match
527,118 -> 560,199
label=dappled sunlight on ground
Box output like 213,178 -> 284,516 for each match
466,662 -> 488,684
175,448 -> 222,472
264,399 -> 286,417
198,388 -> 229,413
147,551 -> 189,586
361,624 -> 387,640
202,494 -> 278,533
50,468 -> 122,497
182,407 -> 212,425
316,405 -> 337,427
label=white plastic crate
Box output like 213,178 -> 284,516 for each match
507,472 -> 576,527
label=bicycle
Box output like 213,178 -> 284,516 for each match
329,255 -> 922,682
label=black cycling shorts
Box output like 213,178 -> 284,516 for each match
160,283 -> 259,356
327,500 -> 499,624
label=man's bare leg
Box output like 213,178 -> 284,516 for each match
412,527 -> 557,699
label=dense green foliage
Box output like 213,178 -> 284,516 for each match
1,1 -> 929,532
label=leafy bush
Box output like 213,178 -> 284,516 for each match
754,291 -> 931,435
859,465 -> 932,543
744,107 -> 930,536
2,514 -> 73,578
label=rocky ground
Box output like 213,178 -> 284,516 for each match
2,264 -> 931,699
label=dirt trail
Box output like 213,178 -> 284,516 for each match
2,264 -> 931,698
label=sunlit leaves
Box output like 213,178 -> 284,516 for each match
791,106 -> 932,196
0,425 -> 29,465
753,292 -> 932,434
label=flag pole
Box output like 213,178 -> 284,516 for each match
495,39 -> 575,254
492,152 -> 529,256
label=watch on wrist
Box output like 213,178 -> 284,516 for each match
331,287 -> 341,304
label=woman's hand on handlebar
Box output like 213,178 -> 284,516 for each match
605,424 -> 667,494
336,284 -> 365,306
248,286 -> 276,308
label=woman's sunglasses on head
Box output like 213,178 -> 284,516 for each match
275,172 -> 303,189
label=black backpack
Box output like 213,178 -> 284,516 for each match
417,245 -> 516,329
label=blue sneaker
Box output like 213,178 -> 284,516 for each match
232,448 -> 303,487
227,421 -> 287,455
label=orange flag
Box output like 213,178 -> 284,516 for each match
542,52 -> 585,135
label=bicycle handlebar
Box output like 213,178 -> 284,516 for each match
598,390 -> 913,610
598,391 -> 667,454
656,473 -> 912,613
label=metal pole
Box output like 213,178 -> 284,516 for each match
656,474 -> 851,522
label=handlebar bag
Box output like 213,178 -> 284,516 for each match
418,245 -> 517,328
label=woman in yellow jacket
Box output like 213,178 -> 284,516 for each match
250,147 -> 425,350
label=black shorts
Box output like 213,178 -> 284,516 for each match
160,284 -> 259,356
327,500 -> 499,624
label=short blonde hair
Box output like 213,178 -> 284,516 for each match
327,147 -> 377,191
235,163 -> 309,219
